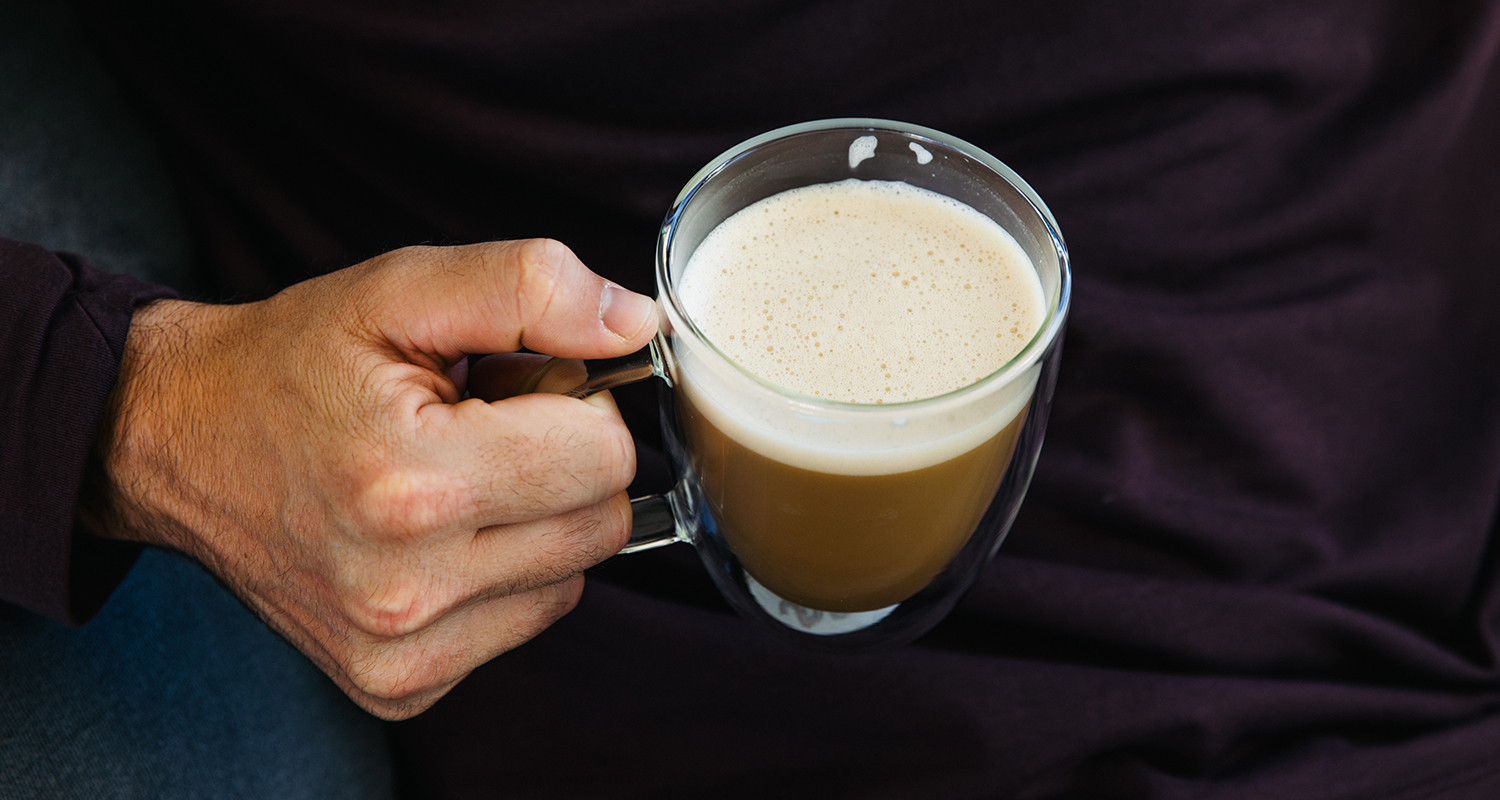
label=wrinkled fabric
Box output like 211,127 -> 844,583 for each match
0,240 -> 169,623
58,0 -> 1500,796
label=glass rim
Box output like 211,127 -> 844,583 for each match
656,117 -> 1071,414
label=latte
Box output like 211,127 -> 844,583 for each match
675,178 -> 1044,612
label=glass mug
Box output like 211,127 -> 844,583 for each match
484,119 -> 1070,650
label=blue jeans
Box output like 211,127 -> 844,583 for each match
0,549 -> 394,799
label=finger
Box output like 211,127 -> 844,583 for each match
360,239 -> 658,364
336,575 -> 587,720
326,491 -> 628,641
413,390 -> 636,529
466,490 -> 632,598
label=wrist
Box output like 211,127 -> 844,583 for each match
79,299 -> 232,558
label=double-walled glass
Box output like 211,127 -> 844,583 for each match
540,119 -> 1069,650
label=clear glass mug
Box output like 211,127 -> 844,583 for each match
489,119 -> 1070,650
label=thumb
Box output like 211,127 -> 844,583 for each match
357,239 -> 658,362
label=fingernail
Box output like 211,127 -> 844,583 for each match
600,283 -> 655,339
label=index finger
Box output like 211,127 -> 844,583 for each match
357,239 -> 659,364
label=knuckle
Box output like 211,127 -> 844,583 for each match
355,468 -> 469,541
364,245 -> 435,297
347,648 -> 450,706
512,238 -> 570,324
341,575 -> 448,639
350,671 -> 417,706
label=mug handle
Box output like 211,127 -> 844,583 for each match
476,341 -> 686,554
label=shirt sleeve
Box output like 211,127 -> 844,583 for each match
0,237 -> 178,624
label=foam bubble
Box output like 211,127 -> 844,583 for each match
848,135 -> 878,169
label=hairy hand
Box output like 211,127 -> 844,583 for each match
88,240 -> 656,719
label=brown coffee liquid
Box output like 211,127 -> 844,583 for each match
682,392 -> 1028,612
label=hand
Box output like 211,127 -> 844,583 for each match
85,239 -> 657,719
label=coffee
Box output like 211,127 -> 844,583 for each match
679,394 -> 1027,611
675,178 -> 1044,612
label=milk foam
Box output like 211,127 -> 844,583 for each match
677,179 -> 1043,405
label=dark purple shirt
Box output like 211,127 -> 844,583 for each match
6,0 -> 1490,796
0,240 -> 170,623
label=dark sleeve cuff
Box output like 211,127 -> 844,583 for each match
0,238 -> 177,624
